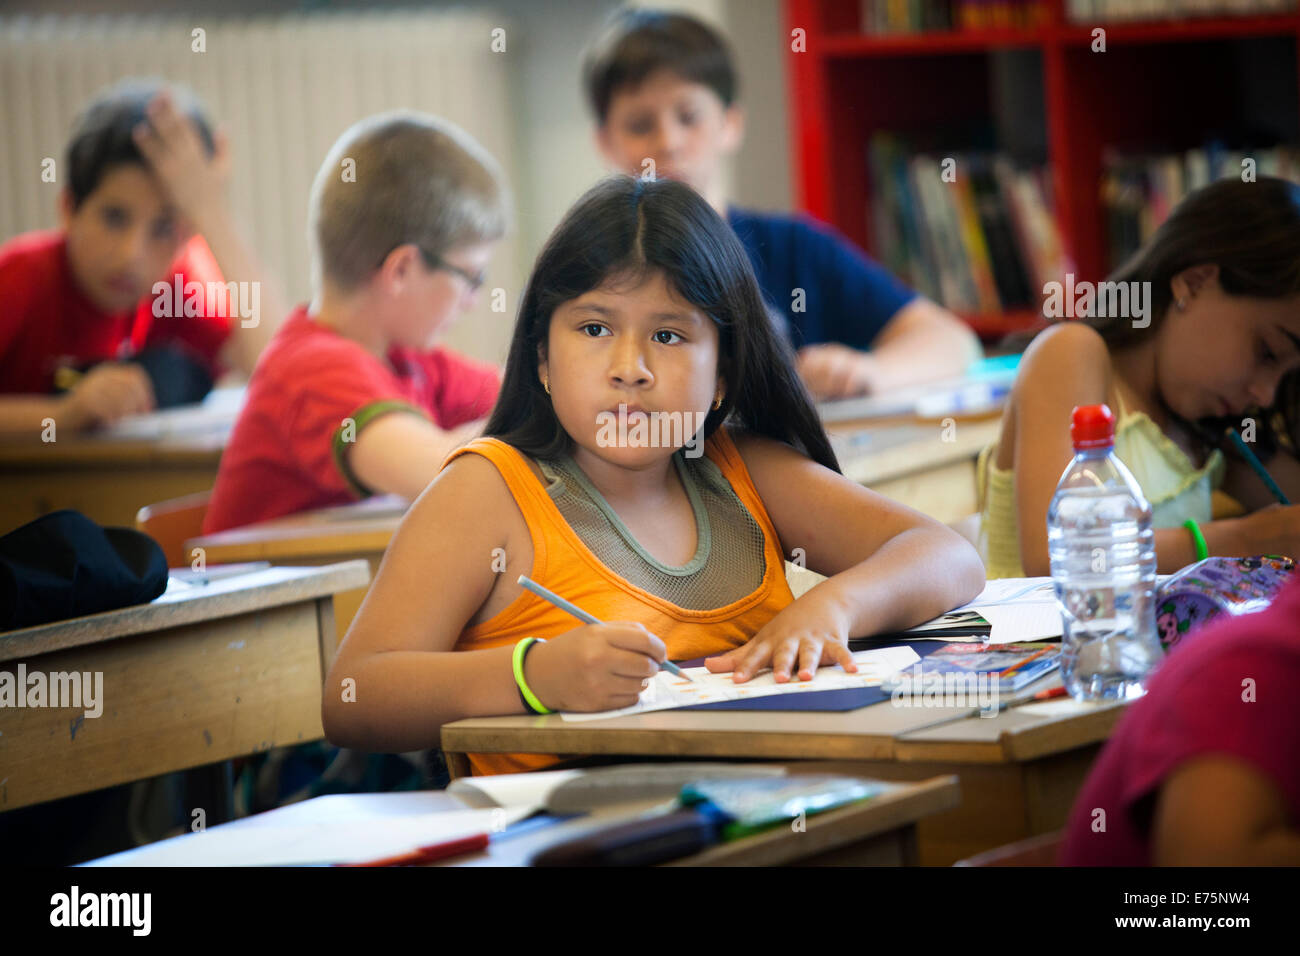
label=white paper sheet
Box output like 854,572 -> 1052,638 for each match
447,769 -> 586,810
977,603 -> 1065,643
99,385 -> 245,441
560,645 -> 920,722
953,575 -> 1175,643
955,577 -> 1057,612
83,806 -> 533,866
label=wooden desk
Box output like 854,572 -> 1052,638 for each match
83,773 -> 960,866
0,561 -> 370,812
0,388 -> 242,534
828,414 -> 1002,525
185,496 -> 407,643
441,674 -> 1126,866
0,434 -> 224,534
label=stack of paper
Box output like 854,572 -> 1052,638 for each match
954,577 -> 1062,643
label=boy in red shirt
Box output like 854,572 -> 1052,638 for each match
203,112 -> 508,532
0,78 -> 285,435
1061,575 -> 1300,865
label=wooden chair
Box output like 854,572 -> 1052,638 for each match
954,830 -> 1063,866
135,490 -> 213,568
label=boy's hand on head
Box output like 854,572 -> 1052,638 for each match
795,343 -> 877,401
133,92 -> 231,230
525,621 -> 667,713
704,599 -> 856,684
61,362 -> 156,429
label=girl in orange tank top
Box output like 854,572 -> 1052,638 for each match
322,176 -> 985,776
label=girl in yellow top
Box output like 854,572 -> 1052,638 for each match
979,176 -> 1300,578
323,176 -> 984,773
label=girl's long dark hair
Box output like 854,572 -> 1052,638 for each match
483,175 -> 840,472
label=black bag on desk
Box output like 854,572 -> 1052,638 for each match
0,510 -> 168,631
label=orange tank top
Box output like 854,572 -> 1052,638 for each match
443,425 -> 795,775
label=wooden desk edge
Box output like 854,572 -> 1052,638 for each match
0,560 -> 371,661
0,441 -> 225,467
443,696 -> 1129,768
440,721 -> 905,765
188,528 -> 399,563
662,774 -> 961,867
894,701 -> 1129,763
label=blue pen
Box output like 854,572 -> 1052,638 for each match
1226,428 -> 1291,505
516,575 -> 693,681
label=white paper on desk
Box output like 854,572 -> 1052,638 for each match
84,806 -> 533,866
978,603 -> 1064,643
100,385 -> 245,440
561,645 -> 920,722
943,577 -> 1060,643
952,575 -> 1175,643
955,577 -> 1056,611
447,769 -> 586,810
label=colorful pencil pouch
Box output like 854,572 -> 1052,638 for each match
1155,555 -> 1295,651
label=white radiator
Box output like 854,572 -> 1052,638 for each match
0,10 -> 522,363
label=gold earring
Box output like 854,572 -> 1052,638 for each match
712,394 -> 723,411
542,376 -> 550,395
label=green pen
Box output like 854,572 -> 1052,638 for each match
516,575 -> 692,681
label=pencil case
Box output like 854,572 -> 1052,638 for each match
1155,555 -> 1295,651
678,775 -> 888,841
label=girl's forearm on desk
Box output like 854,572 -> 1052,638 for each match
807,525 -> 985,638
1154,518 -> 1256,573
322,644 -> 525,752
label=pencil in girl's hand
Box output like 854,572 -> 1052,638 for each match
516,575 -> 692,680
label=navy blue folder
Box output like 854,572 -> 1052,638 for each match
673,641 -> 946,713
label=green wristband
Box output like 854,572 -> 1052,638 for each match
1183,519 -> 1209,562
512,638 -> 552,715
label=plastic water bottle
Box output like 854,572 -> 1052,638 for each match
1047,404 -> 1164,700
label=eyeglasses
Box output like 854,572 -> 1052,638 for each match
417,247 -> 487,292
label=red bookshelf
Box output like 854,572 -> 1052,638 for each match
784,0 -> 1300,339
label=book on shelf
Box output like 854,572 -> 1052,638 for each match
1102,143 -> 1300,270
868,134 -> 1070,317
1067,0 -> 1295,23
859,0 -> 1049,34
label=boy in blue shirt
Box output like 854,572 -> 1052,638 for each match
582,8 -> 980,400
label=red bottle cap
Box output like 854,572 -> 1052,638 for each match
1071,404 -> 1115,449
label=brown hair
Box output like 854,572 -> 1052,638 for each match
308,111 -> 509,292
1008,176 -> 1300,459
582,7 -> 736,125
67,77 -> 214,209
1092,176 -> 1300,350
